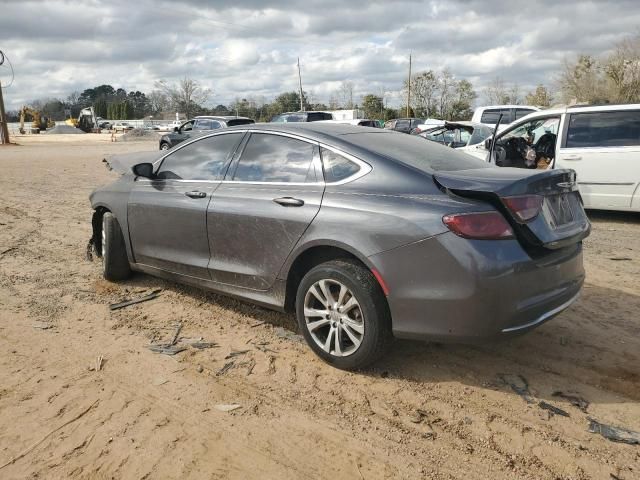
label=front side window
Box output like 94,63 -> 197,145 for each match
321,148 -> 361,183
233,133 -> 316,183
566,110 -> 640,148
494,116 -> 560,168
156,133 -> 243,180
180,120 -> 194,132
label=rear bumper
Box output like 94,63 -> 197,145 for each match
368,232 -> 585,343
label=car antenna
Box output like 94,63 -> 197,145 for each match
488,113 -> 503,164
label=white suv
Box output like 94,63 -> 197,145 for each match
467,104 -> 640,212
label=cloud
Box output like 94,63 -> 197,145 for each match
0,0 -> 638,110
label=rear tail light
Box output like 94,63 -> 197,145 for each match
502,195 -> 543,223
443,211 -> 514,240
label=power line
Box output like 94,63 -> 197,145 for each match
0,50 -> 15,88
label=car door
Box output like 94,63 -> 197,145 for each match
555,110 -> 640,210
207,132 -> 324,290
127,132 -> 245,278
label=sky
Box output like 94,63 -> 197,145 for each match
1,0 -> 639,111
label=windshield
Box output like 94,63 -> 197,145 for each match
271,113 -> 306,123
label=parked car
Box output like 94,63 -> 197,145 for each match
467,103 -> 640,212
91,123 -> 589,369
415,121 -> 494,154
143,124 -> 160,131
113,122 -> 134,132
471,105 -> 540,128
384,118 -> 424,134
97,121 -> 112,130
318,119 -> 380,127
270,111 -> 333,122
158,116 -> 255,150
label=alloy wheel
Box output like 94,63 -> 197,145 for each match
303,279 -> 365,357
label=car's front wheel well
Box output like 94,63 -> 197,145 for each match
284,245 -> 377,313
91,207 -> 110,257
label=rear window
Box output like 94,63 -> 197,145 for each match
566,110 -> 640,147
346,132 -> 491,172
227,118 -> 255,126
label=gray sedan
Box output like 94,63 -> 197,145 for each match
90,123 -> 590,369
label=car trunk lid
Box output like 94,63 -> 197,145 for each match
433,167 -> 591,249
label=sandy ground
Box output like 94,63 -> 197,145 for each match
0,135 -> 639,480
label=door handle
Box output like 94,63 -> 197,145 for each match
563,155 -> 582,161
273,197 -> 304,207
185,191 -> 207,199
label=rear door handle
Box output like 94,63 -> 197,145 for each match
273,197 -> 304,207
563,155 -> 582,161
185,191 -> 207,199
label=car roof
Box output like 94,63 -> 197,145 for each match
194,115 -> 252,120
316,119 -> 376,124
274,111 -> 332,115
475,105 -> 540,110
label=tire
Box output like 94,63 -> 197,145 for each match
296,259 -> 391,370
160,142 -> 170,150
101,212 -> 132,281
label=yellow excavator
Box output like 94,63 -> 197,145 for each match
19,106 -> 55,134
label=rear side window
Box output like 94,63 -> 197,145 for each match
233,133 -> 317,183
271,113 -> 305,123
321,148 -> 361,182
227,118 -> 255,126
481,109 -> 512,124
194,119 -> 220,130
566,111 -> 640,147
307,112 -> 332,122
157,133 -> 243,180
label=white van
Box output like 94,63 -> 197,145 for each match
467,104 -> 640,212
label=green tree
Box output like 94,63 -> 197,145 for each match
94,98 -> 108,118
362,94 -> 383,119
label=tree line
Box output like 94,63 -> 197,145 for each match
7,34 -> 639,124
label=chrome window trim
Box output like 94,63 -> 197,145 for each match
145,128 -> 372,186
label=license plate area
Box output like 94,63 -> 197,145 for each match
543,193 -> 579,229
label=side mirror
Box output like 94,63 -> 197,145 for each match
173,126 -> 179,132
132,162 -> 154,179
484,137 -> 493,149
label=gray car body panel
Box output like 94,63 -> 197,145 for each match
90,123 -> 587,342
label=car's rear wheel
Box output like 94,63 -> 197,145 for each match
160,142 -> 170,150
101,212 -> 131,281
296,259 -> 391,370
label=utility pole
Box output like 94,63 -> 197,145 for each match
406,53 -> 412,118
0,80 -> 9,145
297,57 -> 305,112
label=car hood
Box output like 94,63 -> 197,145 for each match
103,151 -> 163,175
